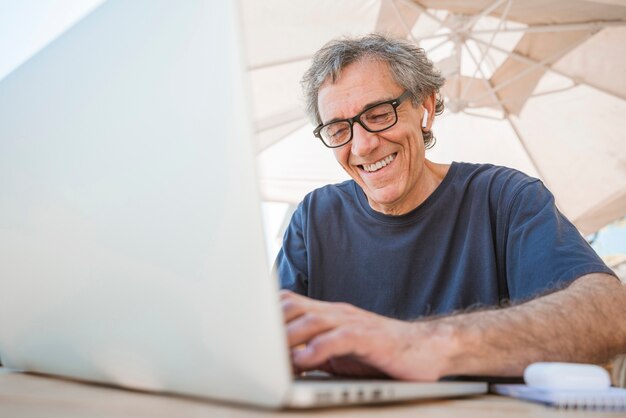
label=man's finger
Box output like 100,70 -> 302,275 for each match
291,327 -> 359,369
280,290 -> 328,322
285,311 -> 335,347
281,298 -> 308,322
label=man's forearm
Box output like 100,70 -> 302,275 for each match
282,273 -> 626,380
433,273 -> 626,377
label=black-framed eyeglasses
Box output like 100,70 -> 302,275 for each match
313,90 -> 412,148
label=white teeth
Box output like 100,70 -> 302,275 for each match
363,154 -> 395,172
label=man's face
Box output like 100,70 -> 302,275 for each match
317,59 -> 431,215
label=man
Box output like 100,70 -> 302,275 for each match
275,34 -> 626,380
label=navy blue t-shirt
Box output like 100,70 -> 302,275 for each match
275,162 -> 613,320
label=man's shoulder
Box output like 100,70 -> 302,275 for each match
292,180 -> 361,227
453,162 -> 541,194
302,179 -> 358,206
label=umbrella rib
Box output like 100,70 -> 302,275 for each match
460,0 -> 510,32
454,38 -> 463,98
470,34 -> 585,73
504,115 -> 548,187
396,0 -> 446,26
461,42 -> 507,115
414,33 -> 452,42
425,36 -> 452,54
465,82 -> 578,109
547,80 -> 625,101
472,20 -> 626,35
467,32 -> 595,103
390,0 -> 419,43
469,33 -> 626,101
460,0 -> 513,100
570,187 -> 626,235
462,110 -> 505,120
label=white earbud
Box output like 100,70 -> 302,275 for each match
422,110 -> 429,129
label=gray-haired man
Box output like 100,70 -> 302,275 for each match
275,34 -> 625,380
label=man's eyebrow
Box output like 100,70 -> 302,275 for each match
322,96 -> 396,125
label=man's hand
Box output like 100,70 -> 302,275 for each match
280,290 -> 458,380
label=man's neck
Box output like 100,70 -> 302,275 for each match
367,160 -> 451,216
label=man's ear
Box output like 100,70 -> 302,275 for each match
421,92 -> 436,131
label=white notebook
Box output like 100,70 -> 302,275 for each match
492,384 -> 626,411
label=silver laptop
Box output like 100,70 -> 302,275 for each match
0,0 -> 486,408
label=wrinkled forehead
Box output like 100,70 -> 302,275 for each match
317,59 -> 402,122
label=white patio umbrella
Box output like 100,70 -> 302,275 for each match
241,0 -> 626,236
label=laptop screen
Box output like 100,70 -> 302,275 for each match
0,0 -> 291,408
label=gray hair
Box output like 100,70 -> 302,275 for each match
301,33 -> 445,149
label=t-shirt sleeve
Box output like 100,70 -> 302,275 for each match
273,202 -> 309,295
504,179 -> 615,301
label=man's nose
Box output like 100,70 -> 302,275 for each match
351,122 -> 379,157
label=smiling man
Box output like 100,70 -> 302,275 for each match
275,34 -> 626,380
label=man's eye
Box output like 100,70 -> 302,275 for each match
327,126 -> 348,138
326,124 -> 348,138
365,109 -> 393,124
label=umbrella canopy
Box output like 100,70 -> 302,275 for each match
242,0 -> 626,235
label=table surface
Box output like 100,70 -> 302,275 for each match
0,368 -> 623,418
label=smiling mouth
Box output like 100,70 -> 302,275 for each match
359,153 -> 397,173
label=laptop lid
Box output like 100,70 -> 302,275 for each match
0,0 -> 292,408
